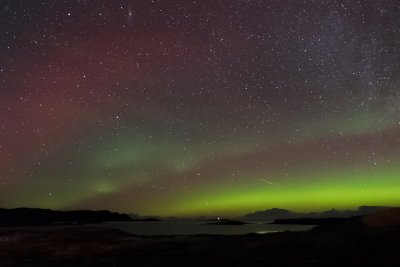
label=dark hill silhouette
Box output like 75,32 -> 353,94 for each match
131,218 -> 161,222
243,208 -> 295,221
243,206 -> 389,221
0,208 -> 132,226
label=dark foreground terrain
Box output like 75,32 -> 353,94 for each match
1,209 -> 400,267
0,208 -> 132,226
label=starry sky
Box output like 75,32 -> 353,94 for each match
1,0 -> 400,217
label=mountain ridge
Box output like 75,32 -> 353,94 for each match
243,206 -> 389,221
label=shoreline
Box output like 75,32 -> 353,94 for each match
2,211 -> 400,266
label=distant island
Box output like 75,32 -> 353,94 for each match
205,218 -> 249,225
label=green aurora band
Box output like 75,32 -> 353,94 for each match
2,0 -> 400,217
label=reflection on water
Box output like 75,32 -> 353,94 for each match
106,221 -> 315,236
256,230 -> 280,234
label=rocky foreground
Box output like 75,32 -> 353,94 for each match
1,208 -> 400,267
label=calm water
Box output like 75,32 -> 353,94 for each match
106,221 -> 315,236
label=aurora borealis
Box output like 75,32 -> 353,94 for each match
1,0 -> 400,217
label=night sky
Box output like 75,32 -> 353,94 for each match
1,0 -> 400,217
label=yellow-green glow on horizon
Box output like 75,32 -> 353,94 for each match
152,166 -> 400,217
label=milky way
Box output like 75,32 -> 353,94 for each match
1,0 -> 400,216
